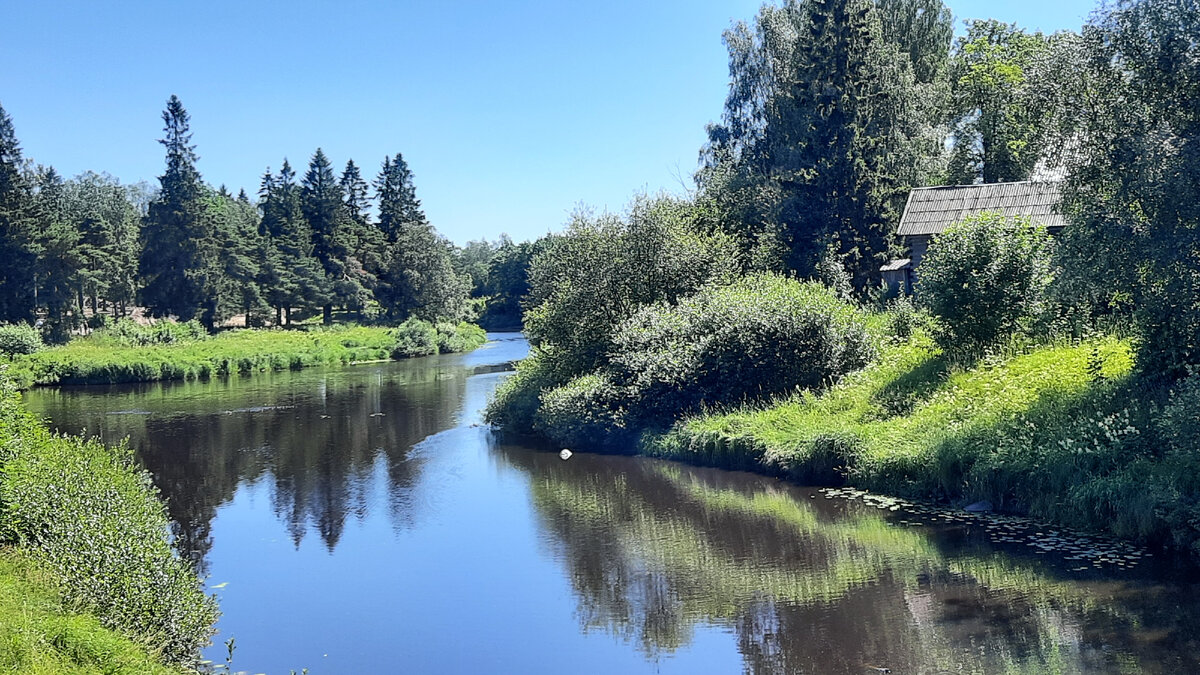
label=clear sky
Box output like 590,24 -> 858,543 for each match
2,0 -> 1098,245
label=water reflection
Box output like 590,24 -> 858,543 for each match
498,447 -> 1200,673
19,333 -> 1200,673
24,340 -> 526,574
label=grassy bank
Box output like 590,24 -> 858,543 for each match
0,549 -> 176,674
7,319 -> 487,388
0,378 -> 217,667
644,328 -> 1200,551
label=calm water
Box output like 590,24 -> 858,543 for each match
22,333 -> 1200,674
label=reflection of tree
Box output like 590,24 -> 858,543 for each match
24,359 -> 468,570
500,446 -> 1200,674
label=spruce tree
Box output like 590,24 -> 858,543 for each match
373,154 -> 467,321
300,148 -> 348,324
339,159 -> 383,317
140,95 -> 214,324
0,102 -> 39,323
259,161 -> 328,325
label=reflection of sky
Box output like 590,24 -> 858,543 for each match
27,332 -> 1200,674
200,372 -> 741,673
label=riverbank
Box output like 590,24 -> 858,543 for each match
0,377 -> 217,669
646,330 -> 1200,551
0,549 -> 176,674
5,319 -> 487,388
497,325 -> 1200,554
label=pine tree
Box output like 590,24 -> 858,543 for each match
339,159 -> 383,317
140,95 -> 215,324
301,148 -> 349,324
259,161 -> 328,325
0,102 -> 39,323
373,154 -> 467,321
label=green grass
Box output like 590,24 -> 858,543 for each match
0,548 -> 177,674
5,321 -> 487,388
646,327 -> 1200,548
0,381 -> 218,665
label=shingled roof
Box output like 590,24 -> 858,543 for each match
896,180 -> 1066,238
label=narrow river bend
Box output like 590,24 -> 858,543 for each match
23,334 -> 1200,674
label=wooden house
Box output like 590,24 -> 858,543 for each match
882,180 -> 1066,296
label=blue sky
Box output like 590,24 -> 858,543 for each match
2,0 -> 1097,244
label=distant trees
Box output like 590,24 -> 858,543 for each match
0,96 -> 479,341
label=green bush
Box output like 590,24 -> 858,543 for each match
0,324 -> 42,359
918,212 -> 1054,353
608,274 -> 874,421
0,380 -> 217,665
390,318 -> 439,358
520,274 -> 874,450
486,354 -> 557,434
435,322 -> 487,354
96,319 -> 207,347
536,373 -> 635,450
1160,373 -> 1200,456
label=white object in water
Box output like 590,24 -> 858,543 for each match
559,449 -> 573,460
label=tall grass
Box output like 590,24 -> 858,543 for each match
6,321 -> 486,388
0,549 -> 175,674
646,326 -> 1200,550
0,378 -> 217,665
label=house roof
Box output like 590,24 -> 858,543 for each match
880,258 -> 912,272
896,180 -> 1066,238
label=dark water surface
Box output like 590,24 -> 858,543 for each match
22,333 -> 1200,674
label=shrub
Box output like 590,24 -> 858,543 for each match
486,353 -> 558,434
389,318 -> 439,358
607,274 -> 875,422
0,379 -> 216,664
918,212 -> 1054,353
97,319 -> 208,347
1160,373 -> 1200,456
0,324 -> 42,360
536,373 -> 635,449
524,196 -> 742,382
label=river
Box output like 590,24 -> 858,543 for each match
21,333 -> 1200,674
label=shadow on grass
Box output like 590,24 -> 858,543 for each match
869,353 -> 952,419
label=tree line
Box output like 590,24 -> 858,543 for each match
0,95 -> 483,341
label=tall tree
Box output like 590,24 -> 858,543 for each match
301,148 -> 349,324
946,20 -> 1051,184
700,0 -> 944,289
0,102 -> 39,324
259,161 -> 328,325
340,159 -> 385,316
1059,0 -> 1200,376
140,95 -> 216,325
373,154 -> 468,321
30,166 -> 82,341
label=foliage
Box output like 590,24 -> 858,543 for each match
0,378 -> 217,664
0,323 -> 42,359
524,196 -> 741,382
945,20 -> 1053,184
700,0 -> 949,289
0,549 -> 176,674
918,212 -> 1054,353
1159,373 -> 1200,457
6,322 -> 483,388
497,275 -> 874,450
94,318 -> 207,347
1057,0 -> 1200,377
